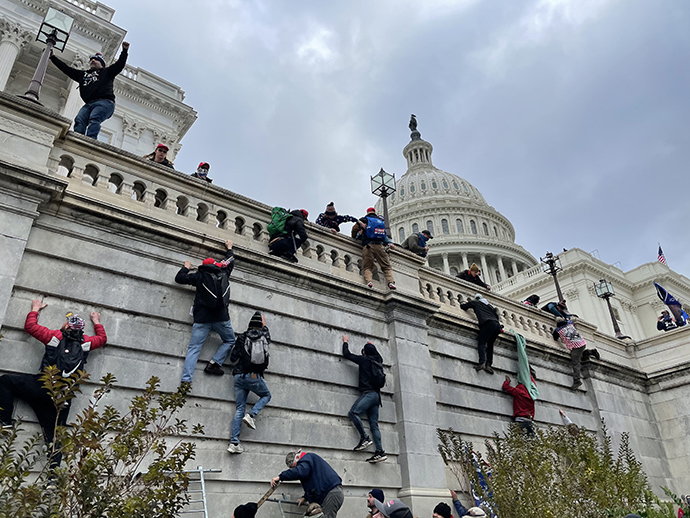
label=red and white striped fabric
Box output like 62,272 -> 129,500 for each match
556,323 -> 587,351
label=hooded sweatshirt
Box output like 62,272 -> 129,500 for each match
343,341 -> 383,393
50,49 -> 128,104
460,299 -> 500,326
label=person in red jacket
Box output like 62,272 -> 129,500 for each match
0,299 -> 107,467
502,367 -> 537,436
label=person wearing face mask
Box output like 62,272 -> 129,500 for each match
191,162 -> 213,183
50,41 -> 129,139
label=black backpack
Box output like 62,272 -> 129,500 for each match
41,329 -> 88,377
369,359 -> 386,390
198,268 -> 230,308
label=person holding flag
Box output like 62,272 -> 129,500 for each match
654,282 -> 688,328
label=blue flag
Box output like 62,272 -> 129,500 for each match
654,282 -> 688,326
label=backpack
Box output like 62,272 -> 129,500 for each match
198,268 -> 230,308
267,207 -> 292,238
364,216 -> 386,241
243,332 -> 270,372
40,330 -> 88,377
369,359 -> 386,390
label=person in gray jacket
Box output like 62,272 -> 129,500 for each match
401,229 -> 432,257
460,294 -> 502,374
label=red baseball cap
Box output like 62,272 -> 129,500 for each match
300,209 -> 309,220
198,162 -> 210,169
156,143 -> 169,151
366,207 -> 376,214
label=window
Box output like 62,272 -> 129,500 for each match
412,223 -> 419,233
426,220 -> 434,235
432,180 -> 438,189
470,220 -> 477,234
456,219 -> 464,233
410,183 -> 416,193
421,181 -> 427,191
495,270 -> 502,283
442,180 -> 449,189
452,181 -> 459,190
400,187 -> 405,196
493,226 -> 498,236
154,189 -> 167,208
462,183 -> 469,193
482,223 -> 489,235
399,227 -> 405,242
441,219 -> 449,234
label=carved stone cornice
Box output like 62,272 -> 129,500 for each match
121,115 -> 146,139
0,19 -> 34,48
564,287 -> 579,300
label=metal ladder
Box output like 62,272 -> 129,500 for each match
178,465 -> 221,518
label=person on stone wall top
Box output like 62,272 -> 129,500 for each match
50,41 -> 129,139
552,319 -> 600,390
342,335 -> 387,463
143,144 -> 175,169
0,299 -> 107,468
460,293 -> 502,374
315,202 -> 358,233
457,263 -> 491,290
657,310 -> 678,332
191,162 -> 213,183
271,450 -> 344,518
175,239 -> 236,386
401,229 -> 432,258
351,207 -> 396,290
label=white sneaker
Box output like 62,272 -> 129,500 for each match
367,282 -> 373,288
243,413 -> 256,430
226,442 -> 243,454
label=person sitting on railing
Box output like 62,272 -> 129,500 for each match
191,162 -> 213,183
315,202 -> 357,233
401,229 -> 432,258
541,299 -> 575,321
50,41 -> 129,139
143,144 -> 174,169
457,263 -> 490,291
268,209 -> 309,263
522,294 -> 540,307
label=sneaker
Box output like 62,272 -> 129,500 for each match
354,438 -> 373,451
366,282 -> 374,288
281,253 -> 298,263
45,476 -> 57,490
591,349 -> 601,360
243,413 -> 256,430
571,380 -> 583,390
484,365 -> 495,375
366,451 -> 388,463
1,421 -> 13,431
226,442 -> 243,454
474,363 -> 485,372
388,283 -> 397,290
204,361 -> 224,376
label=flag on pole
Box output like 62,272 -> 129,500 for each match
654,282 -> 688,326
658,245 -> 667,265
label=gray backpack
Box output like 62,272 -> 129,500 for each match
244,333 -> 270,372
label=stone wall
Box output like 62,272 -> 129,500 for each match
1,91 -> 689,516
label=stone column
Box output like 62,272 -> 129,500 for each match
441,253 -> 450,275
480,253 -> 490,284
60,54 -> 88,124
0,21 -> 33,91
511,259 -> 518,277
461,252 -> 469,270
497,256 -> 507,282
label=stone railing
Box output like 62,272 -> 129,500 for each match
62,0 -> 115,21
45,132 -> 423,292
634,327 -> 690,373
492,263 -> 544,292
119,65 -> 186,101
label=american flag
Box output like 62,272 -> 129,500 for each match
658,245 -> 667,265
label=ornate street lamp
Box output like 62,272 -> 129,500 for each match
22,7 -> 74,104
540,251 -> 564,301
594,279 -> 630,339
371,167 -> 396,238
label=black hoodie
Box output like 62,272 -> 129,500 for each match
50,49 -> 128,104
343,341 -> 383,393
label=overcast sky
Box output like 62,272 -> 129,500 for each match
110,0 -> 689,278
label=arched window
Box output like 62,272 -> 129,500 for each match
83,164 -> 99,186
462,183 -> 469,193
452,181 -> 459,190
456,219 -> 464,233
56,155 -> 74,177
441,219 -> 449,234
154,189 -> 167,208
482,223 -> 489,235
131,181 -> 146,202
399,227 -> 405,242
426,220 -> 434,235
493,226 -> 498,236
216,210 -> 228,228
421,181 -> 427,191
410,183 -> 416,193
412,223 -> 419,233
495,270 -> 502,283
442,180 -> 449,189
432,180 -> 438,189
176,196 -> 189,215
470,220 -> 477,234
108,173 -> 123,194
400,187 -> 405,196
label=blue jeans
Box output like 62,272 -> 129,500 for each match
180,320 -> 235,383
230,374 -> 271,443
348,391 -> 382,452
74,99 -> 115,139
544,302 -> 571,320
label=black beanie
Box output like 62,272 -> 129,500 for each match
248,311 -> 263,328
234,502 -> 257,518
433,502 -> 452,518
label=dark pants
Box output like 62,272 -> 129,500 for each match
321,485 -> 344,518
515,417 -> 535,436
0,373 -> 70,468
477,320 -> 502,366
570,347 -> 597,384
348,391 -> 382,452
74,99 -> 115,139
544,303 -> 571,320
268,233 -> 305,259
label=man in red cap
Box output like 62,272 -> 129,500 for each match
351,208 -> 396,290
191,162 -> 213,183
143,144 -> 174,169
268,209 -> 309,263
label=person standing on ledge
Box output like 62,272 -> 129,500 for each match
457,263 -> 491,290
315,202 -> 358,233
351,207 -> 396,290
460,293 -> 502,374
50,41 -> 129,139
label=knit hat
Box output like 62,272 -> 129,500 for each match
433,502 -> 451,518
366,207 -> 376,214
469,263 -> 480,273
66,315 -> 86,330
198,162 -> 210,170
156,143 -> 169,152
202,258 -> 216,266
248,311 -> 263,329
374,499 -> 410,518
300,209 -> 309,220
89,53 -> 105,67
233,502 -> 257,518
463,508 -> 486,517
325,202 -> 337,216
369,489 -> 384,503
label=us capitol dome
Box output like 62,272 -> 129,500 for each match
377,116 -> 538,285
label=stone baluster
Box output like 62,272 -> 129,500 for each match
142,191 -> 156,206
70,166 -> 84,181
119,182 -> 133,198
47,156 -> 60,175
95,173 -> 110,190
186,205 -> 198,220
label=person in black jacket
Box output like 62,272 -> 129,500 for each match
175,239 -> 236,385
143,143 -> 174,169
460,294 -> 502,374
342,335 -> 387,463
226,311 -> 271,454
268,209 -> 309,263
657,310 -> 678,332
457,263 -> 490,290
50,41 -> 129,139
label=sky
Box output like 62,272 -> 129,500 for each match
108,0 -> 689,277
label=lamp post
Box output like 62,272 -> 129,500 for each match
21,7 -> 74,104
540,251 -> 564,301
594,279 -> 630,339
371,167 -> 396,238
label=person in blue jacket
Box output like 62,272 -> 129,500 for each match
271,450 -> 344,518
